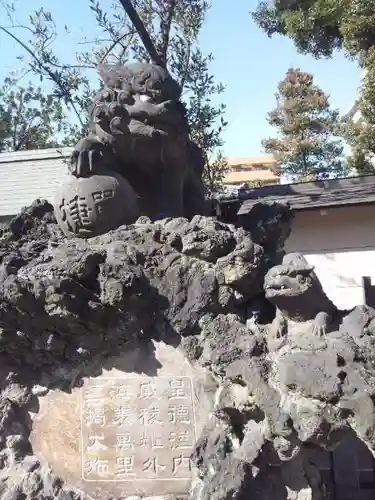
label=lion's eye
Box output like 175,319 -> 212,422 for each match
118,91 -> 134,105
100,90 -> 114,102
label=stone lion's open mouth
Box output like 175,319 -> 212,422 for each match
264,273 -> 311,299
264,263 -> 314,300
264,282 -> 301,298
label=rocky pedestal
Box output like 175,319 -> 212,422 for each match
0,200 -> 375,499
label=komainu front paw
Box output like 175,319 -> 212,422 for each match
69,137 -> 106,177
276,324 -> 288,339
312,311 -> 330,337
269,320 -> 287,339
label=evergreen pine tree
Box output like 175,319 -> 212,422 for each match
262,68 -> 346,181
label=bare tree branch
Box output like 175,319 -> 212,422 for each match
99,29 -> 136,63
158,0 -> 177,65
117,0 -> 164,67
179,38 -> 192,91
42,61 -> 96,70
0,0 -> 15,24
1,24 -> 34,33
0,25 -> 84,126
77,38 -> 115,45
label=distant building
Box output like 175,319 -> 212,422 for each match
217,174 -> 375,311
224,155 -> 280,187
0,147 -> 72,223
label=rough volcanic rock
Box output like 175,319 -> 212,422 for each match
0,199 -> 375,499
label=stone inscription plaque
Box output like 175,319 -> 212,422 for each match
81,377 -> 196,483
30,341 -> 217,498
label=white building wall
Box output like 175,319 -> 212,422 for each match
0,148 -> 72,217
284,204 -> 375,309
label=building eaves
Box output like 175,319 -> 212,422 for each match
237,174 -> 375,216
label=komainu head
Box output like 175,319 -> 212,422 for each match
98,62 -> 182,103
264,262 -> 316,302
91,63 -> 187,144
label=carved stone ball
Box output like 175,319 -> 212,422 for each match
53,167 -> 140,238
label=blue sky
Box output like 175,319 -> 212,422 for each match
0,0 -> 362,157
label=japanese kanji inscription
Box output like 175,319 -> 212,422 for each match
30,342 -> 217,498
81,377 -> 196,482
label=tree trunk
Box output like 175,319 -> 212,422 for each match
117,0 -> 165,68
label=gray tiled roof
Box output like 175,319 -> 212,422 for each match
0,147 -> 73,216
237,174 -> 375,215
